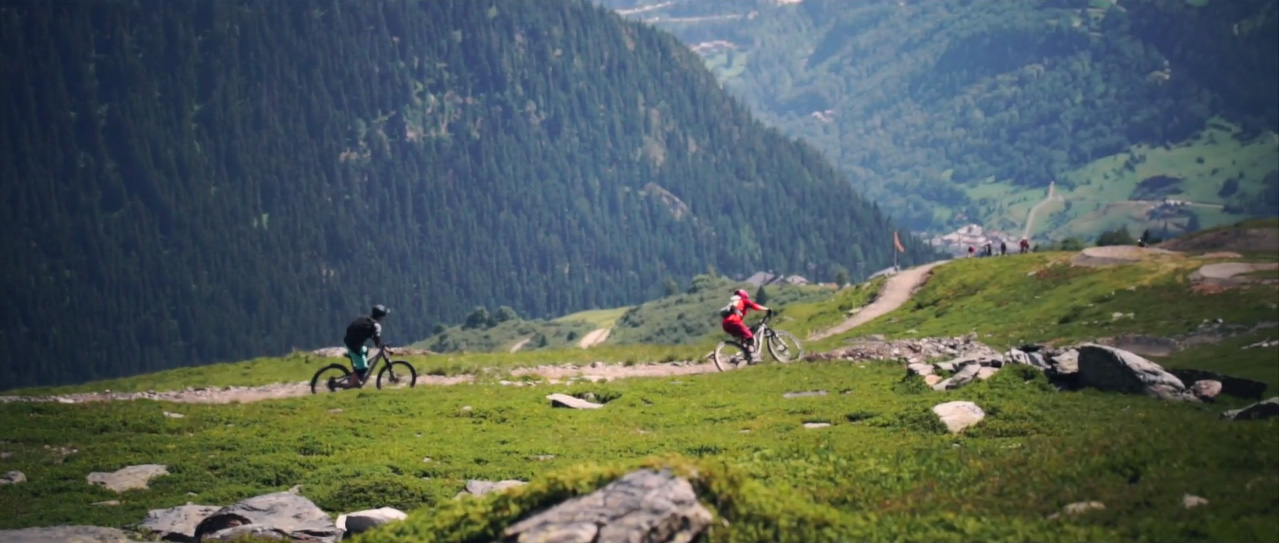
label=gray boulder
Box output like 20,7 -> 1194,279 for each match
192,492 -> 340,543
1222,397 -> 1279,421
1076,345 -> 1194,401
336,507 -> 407,537
500,468 -> 710,543
139,504 -> 219,542
932,401 -> 985,434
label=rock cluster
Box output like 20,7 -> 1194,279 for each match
808,334 -> 1001,364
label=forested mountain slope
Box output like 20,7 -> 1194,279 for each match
0,0 -> 933,389
598,0 -> 1279,235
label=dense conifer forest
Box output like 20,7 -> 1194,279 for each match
0,0 -> 932,389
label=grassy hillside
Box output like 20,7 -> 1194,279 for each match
596,0 -> 1279,240
412,276 -> 832,352
965,119 -> 1279,242
2,232 -> 1277,542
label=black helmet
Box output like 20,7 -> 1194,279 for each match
371,304 -> 390,319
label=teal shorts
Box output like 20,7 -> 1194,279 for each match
346,345 -> 369,371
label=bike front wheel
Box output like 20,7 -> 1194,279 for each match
377,360 -> 417,390
766,330 -> 804,363
713,341 -> 751,372
310,364 -> 352,394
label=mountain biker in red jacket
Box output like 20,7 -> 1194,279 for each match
343,304 -> 391,387
721,289 -> 770,362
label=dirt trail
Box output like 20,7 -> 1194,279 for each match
808,261 -> 948,342
0,360 -> 717,405
509,337 -> 532,353
578,328 -> 612,348
1022,181 -> 1061,240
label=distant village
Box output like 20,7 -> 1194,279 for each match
926,224 -> 1021,257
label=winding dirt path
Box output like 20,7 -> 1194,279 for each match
509,337 -> 532,353
1022,181 -> 1061,241
0,360 -> 717,406
808,260 -> 948,342
578,328 -> 612,348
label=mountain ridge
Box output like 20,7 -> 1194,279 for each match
0,0 -> 935,389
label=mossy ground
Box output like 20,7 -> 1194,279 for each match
1,359 -> 1275,542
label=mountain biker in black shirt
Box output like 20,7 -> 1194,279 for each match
343,304 -> 390,386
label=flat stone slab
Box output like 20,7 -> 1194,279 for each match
546,393 -> 603,409
501,469 -> 711,543
86,464 -> 169,493
932,401 -> 985,434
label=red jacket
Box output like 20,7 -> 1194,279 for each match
723,295 -> 764,323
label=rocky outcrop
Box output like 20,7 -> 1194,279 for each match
499,468 -> 711,543
192,492 -> 341,543
808,334 -> 1001,364
87,464 -> 169,493
1076,345 -> 1195,401
0,526 -> 141,543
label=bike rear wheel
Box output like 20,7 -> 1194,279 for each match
713,341 -> 751,372
310,364 -> 353,394
766,330 -> 804,363
377,360 -> 417,390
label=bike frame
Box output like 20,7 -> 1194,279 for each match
347,347 -> 390,388
741,313 -> 775,349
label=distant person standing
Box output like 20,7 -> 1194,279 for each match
999,240 -> 1007,256
968,246 -> 975,258
1019,238 -> 1030,254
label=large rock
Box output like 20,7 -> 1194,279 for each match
1,471 -> 25,485
336,507 -> 407,537
86,464 -> 169,493
1076,345 -> 1194,401
192,492 -> 341,543
0,526 -> 140,542
932,401 -> 985,434
139,504 -> 220,542
1167,369 -> 1267,399
500,468 -> 711,543
1221,397 -> 1279,421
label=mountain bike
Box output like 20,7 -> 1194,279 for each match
309,346 -> 417,394
713,312 -> 804,371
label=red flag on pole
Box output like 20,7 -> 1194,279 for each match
893,231 -> 905,253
